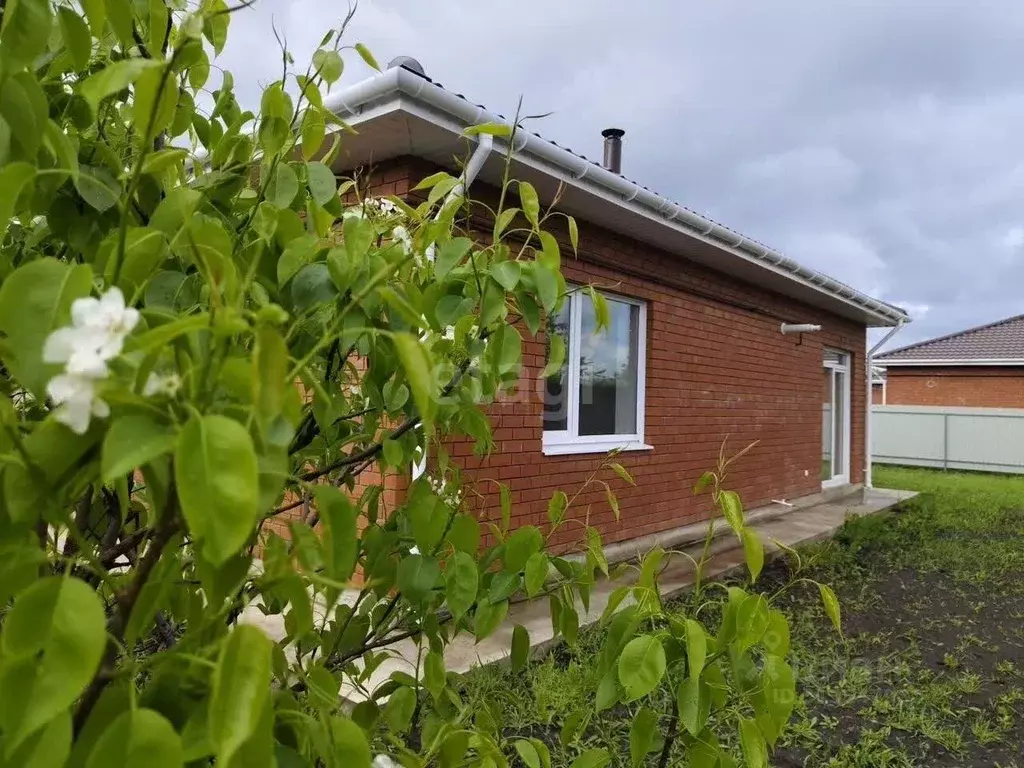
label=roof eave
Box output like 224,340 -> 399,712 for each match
323,70 -> 910,328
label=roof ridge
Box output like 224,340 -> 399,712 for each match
879,311 -> 1024,358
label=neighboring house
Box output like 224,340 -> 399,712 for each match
294,60 -> 909,550
875,314 -> 1024,408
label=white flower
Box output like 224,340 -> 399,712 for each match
392,225 -> 413,255
372,757 -> 400,768
143,372 -> 182,398
41,287 -> 140,434
47,373 -> 109,435
441,326 -> 455,341
377,197 -> 397,214
44,287 -> 140,372
425,243 -> 436,262
408,545 -> 420,556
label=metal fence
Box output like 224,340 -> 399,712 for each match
872,405 -> 1024,474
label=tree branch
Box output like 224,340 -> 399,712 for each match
73,501 -> 179,734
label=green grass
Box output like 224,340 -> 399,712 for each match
461,467 -> 1024,767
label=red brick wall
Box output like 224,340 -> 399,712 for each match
884,367 -> 1024,408
317,156 -> 869,552
433,192 -> 868,550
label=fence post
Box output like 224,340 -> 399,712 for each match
943,413 -> 949,470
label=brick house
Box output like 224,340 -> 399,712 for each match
875,314 -> 1024,409
318,61 -> 910,550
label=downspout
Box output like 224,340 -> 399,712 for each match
411,133 -> 495,482
864,320 -> 905,489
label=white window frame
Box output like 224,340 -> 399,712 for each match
542,289 -> 651,456
822,349 -> 851,488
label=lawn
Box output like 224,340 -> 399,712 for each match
461,467 -> 1024,767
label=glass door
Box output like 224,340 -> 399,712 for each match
822,349 -> 850,486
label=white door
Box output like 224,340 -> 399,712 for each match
822,349 -> 850,486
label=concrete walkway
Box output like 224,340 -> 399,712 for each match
335,486 -> 916,701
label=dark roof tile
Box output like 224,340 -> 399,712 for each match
878,313 -> 1024,361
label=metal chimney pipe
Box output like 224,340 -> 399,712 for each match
601,128 -> 625,173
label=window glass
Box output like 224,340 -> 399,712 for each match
578,297 -> 640,436
542,304 -> 570,432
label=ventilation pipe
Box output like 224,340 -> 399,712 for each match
780,323 -> 822,334
601,128 -> 625,173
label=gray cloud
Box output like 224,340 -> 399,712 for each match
218,0 -> 1024,348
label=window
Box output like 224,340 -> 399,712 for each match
822,348 -> 850,486
543,289 -> 649,455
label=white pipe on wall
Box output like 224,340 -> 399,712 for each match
865,320 -> 906,488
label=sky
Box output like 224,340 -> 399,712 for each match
217,0 -> 1024,349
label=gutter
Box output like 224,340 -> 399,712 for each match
323,68 -> 909,328
865,320 -> 906,489
875,358 -> 1024,367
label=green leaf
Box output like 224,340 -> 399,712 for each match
266,161 -> 299,208
434,237 -> 472,281
511,624 -> 530,671
312,49 -> 343,83
0,257 -> 93,398
392,332 -> 435,426
738,717 -> 767,768
533,262 -> 559,313
514,739 -> 541,768
75,165 -> 121,212
1,75 -> 44,158
719,490 -> 744,534
503,525 -> 543,572
682,619 -> 708,679
463,122 -> 512,138
495,207 -> 519,238
677,675 -> 711,737
175,414 -> 260,565
547,490 -> 568,526
306,161 -> 337,206
0,578 -> 106,752
397,554 -> 440,603
818,582 -> 842,633
0,162 -> 35,234
445,551 -> 478,620
760,655 -> 796,745
202,3 -> 228,53
116,227 -> 169,297
693,470 -> 716,494
147,0 -> 168,55
742,527 -> 764,581
79,0 -> 106,37
735,593 -> 770,652
277,233 -> 318,287
541,332 -> 565,379
300,108 -> 326,160
474,598 -> 508,642
385,686 -> 416,733
524,552 -> 548,597
101,415 -> 176,482
423,649 -> 445,702
491,260 -> 521,291
519,181 -> 540,226
499,483 -> 512,532
629,707 -> 658,767
448,513 -> 480,554
764,608 -> 791,657
80,58 -> 163,112
354,43 -> 380,71
133,65 -> 179,143
58,7 -> 91,70
617,635 -> 667,702
0,0 -> 53,70
314,485 -> 359,582
567,216 -> 579,254
85,708 -> 183,768
5,709 -> 71,768
571,748 -> 610,768
327,717 -> 370,767
210,626 -> 272,766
